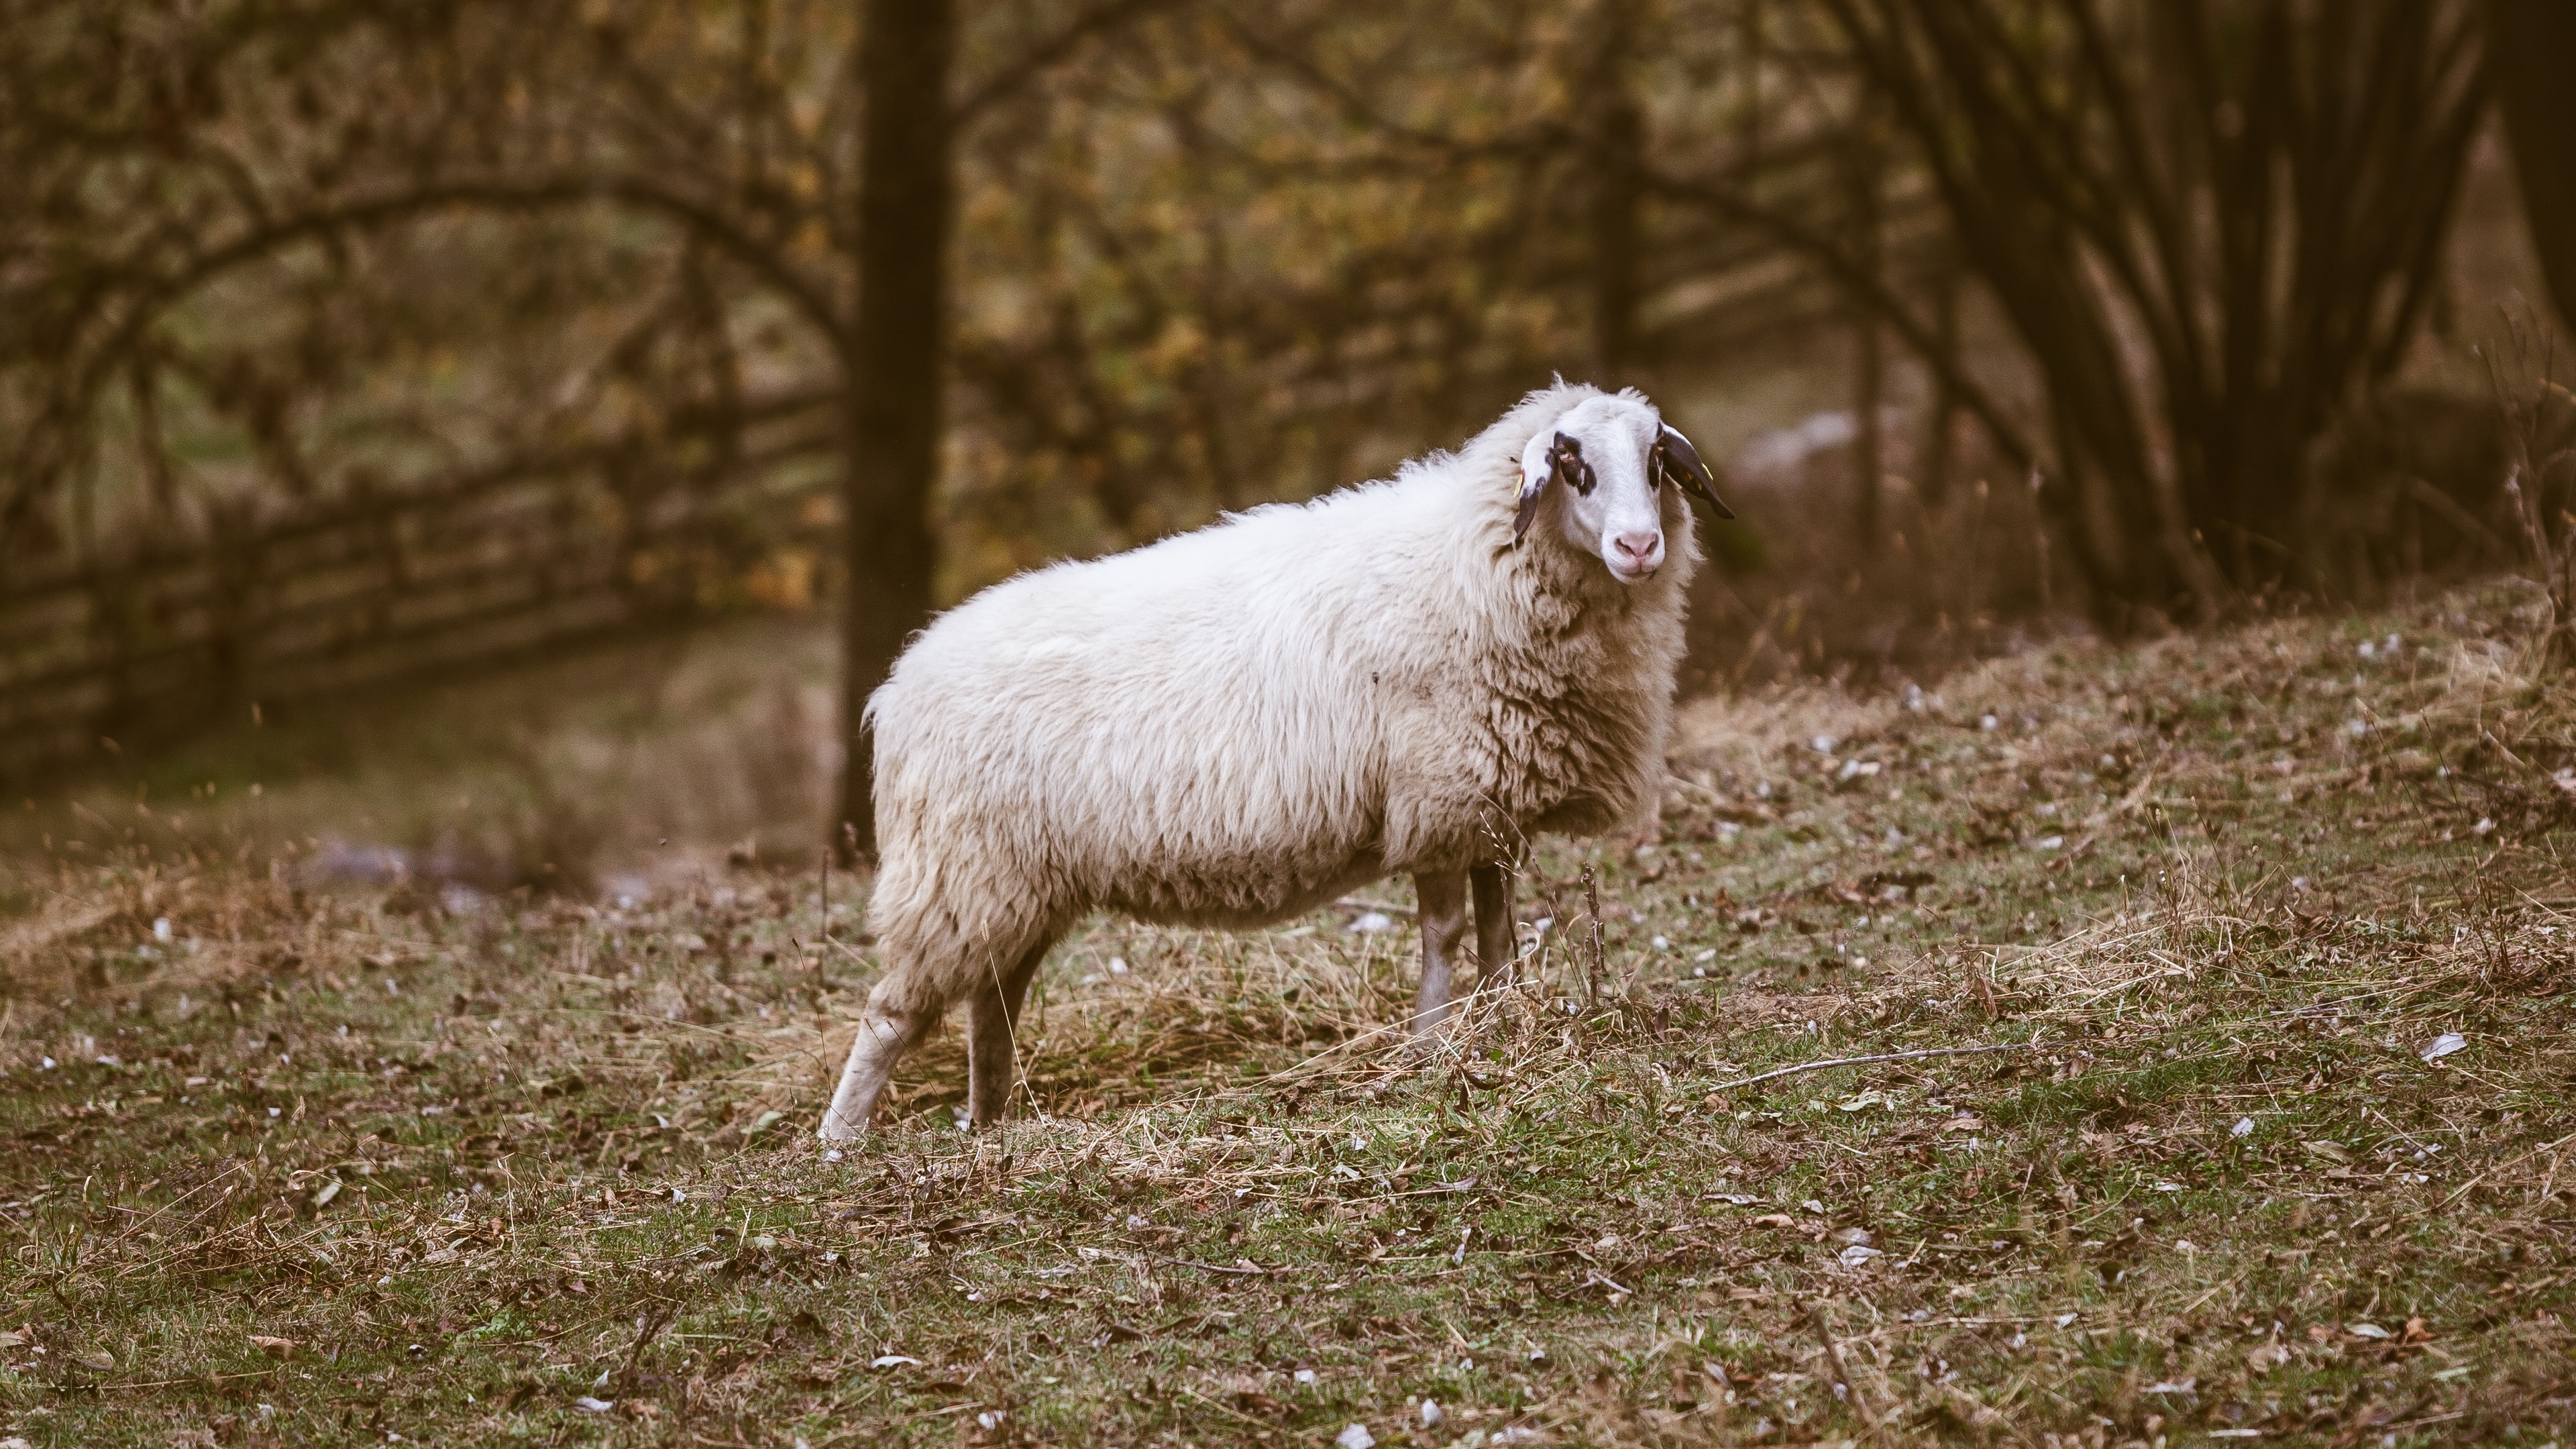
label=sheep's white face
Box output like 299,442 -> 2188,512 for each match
1519,396 -> 1670,584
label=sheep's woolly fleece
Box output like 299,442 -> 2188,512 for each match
860,381 -> 1701,1017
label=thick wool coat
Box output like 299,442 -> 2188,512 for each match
861,382 -> 1699,1014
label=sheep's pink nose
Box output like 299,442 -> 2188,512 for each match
1613,531 -> 1662,567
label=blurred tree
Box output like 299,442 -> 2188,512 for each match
1816,0 -> 2488,621
838,0 -> 955,858
2485,0 -> 2576,337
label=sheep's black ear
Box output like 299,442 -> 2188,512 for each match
1655,424 -> 1735,519
1512,462 -> 1550,542
1513,431 -> 1595,540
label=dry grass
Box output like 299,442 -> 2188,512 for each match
5,582 -> 2576,1447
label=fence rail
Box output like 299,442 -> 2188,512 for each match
0,398 -> 840,786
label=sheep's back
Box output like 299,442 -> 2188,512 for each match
869,486 -> 1461,927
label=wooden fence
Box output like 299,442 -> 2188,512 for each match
0,396 -> 840,786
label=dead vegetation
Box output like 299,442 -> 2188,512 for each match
4,582 -> 2576,1446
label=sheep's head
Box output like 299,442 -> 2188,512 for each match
1513,392 -> 1733,583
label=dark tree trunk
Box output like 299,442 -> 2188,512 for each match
1587,0 -> 1643,384
1847,115 -> 1883,556
837,0 -> 957,861
2486,0 -> 2576,335
1919,255 -> 1961,511
1592,98 -> 1643,382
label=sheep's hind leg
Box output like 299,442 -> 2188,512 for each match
818,977 -> 938,1142
967,934 -> 1060,1129
1412,870 -> 1470,1041
1471,862 -> 1517,990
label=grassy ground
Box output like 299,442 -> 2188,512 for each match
5,582 -> 2576,1448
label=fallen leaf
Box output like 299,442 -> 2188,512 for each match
311,1180 -> 341,1210
869,1354 -> 923,1369
2300,1140 -> 2352,1165
1750,1214 -> 1796,1230
70,1349 -> 113,1372
2420,1032 -> 2467,1062
1336,1424 -> 1376,1449
249,1336 -> 298,1358
573,1396 -> 615,1412
2347,1322 -> 2391,1340
2402,1317 -> 2434,1344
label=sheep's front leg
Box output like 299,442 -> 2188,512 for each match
1413,869 -> 1470,1039
818,979 -> 936,1142
966,936 -> 1057,1129
1471,862 -> 1517,989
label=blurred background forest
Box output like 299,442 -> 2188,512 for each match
5,0 -> 2576,885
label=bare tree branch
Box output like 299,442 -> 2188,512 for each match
953,0 -> 1191,124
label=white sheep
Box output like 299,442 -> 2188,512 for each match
818,381 -> 1731,1138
